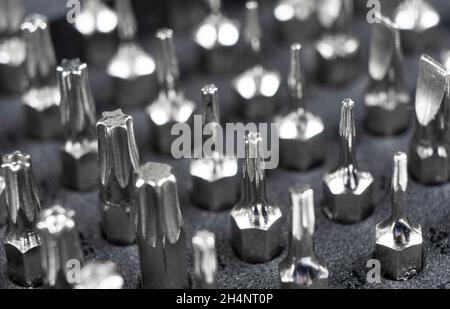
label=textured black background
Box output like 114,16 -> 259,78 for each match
0,0 -> 450,289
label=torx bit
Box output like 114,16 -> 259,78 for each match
135,162 -> 189,289
146,28 -> 195,155
393,0 -> 440,52
107,0 -> 157,107
322,99 -> 374,224
2,151 -> 43,287
75,262 -> 124,289
232,1 -> 281,120
97,109 -> 140,245
279,185 -> 328,289
193,0 -> 240,74
364,13 -> 411,136
190,85 -> 239,211
75,0 -> 118,67
409,55 -> 449,185
276,43 -> 325,171
21,14 -> 62,139
315,0 -> 360,84
192,230 -> 218,289
0,0 -> 26,94
36,205 -> 84,289
375,152 -> 423,280
230,132 -> 283,263
58,59 -> 98,191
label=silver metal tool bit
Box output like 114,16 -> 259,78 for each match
0,0 -> 26,94
393,0 -> 440,52
375,152 -> 423,280
97,109 -> 140,245
107,0 -> 156,107
0,163 -> 6,225
273,0 -> 320,43
135,162 -> 189,289
193,0 -> 240,74
279,185 -> 328,289
146,28 -> 195,155
322,99 -> 374,224
190,84 -> 239,211
2,151 -> 43,287
442,50 -> 450,73
75,0 -> 118,67
37,205 -> 84,289
230,132 -> 283,263
232,1 -> 281,120
364,13 -> 411,136
276,43 -> 325,171
192,230 -> 218,289
315,0 -> 360,84
21,14 -> 62,139
58,59 -> 98,191
75,262 -> 124,289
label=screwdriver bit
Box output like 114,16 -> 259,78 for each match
375,152 -> 423,280
273,0 -> 320,43
2,151 -> 43,287
190,85 -> 239,211
192,230 -> 218,289
279,185 -> 328,289
314,0 -> 360,84
75,262 -> 124,289
0,164 -> 6,225
21,14 -> 62,139
0,0 -> 27,94
97,109 -> 140,245
276,43 -> 325,171
135,162 -> 189,289
193,0 -> 240,74
442,50 -> 450,73
146,28 -> 195,155
37,205 -> 84,289
107,0 -> 157,107
232,1 -> 281,120
364,14 -> 411,136
230,132 -> 283,263
393,0 -> 440,52
409,55 -> 449,184
58,59 -> 98,191
75,0 -> 118,67
322,99 -> 374,224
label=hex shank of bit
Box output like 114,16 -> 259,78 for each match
192,230 -> 218,289
37,206 -> 83,289
135,162 -> 189,289
155,29 -> 180,94
339,99 -> 358,189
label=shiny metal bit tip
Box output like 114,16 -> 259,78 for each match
192,230 -> 218,289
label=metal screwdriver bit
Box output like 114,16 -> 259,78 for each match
279,185 -> 328,289
0,0 -> 26,94
364,13 -> 411,136
230,132 -> 283,263
409,55 -> 449,184
442,50 -> 450,73
322,99 -> 374,224
75,0 -> 118,67
135,162 -> 189,289
193,0 -> 240,74
58,59 -> 98,191
107,0 -> 157,107
2,151 -> 43,287
0,165 -> 6,225
192,230 -> 218,289
232,1 -> 281,120
190,85 -> 239,211
75,262 -> 124,289
393,0 -> 440,52
315,0 -> 360,84
21,14 -> 62,139
276,43 -> 325,171
36,205 -> 84,289
146,28 -> 195,155
97,109 -> 140,245
376,152 -> 423,280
